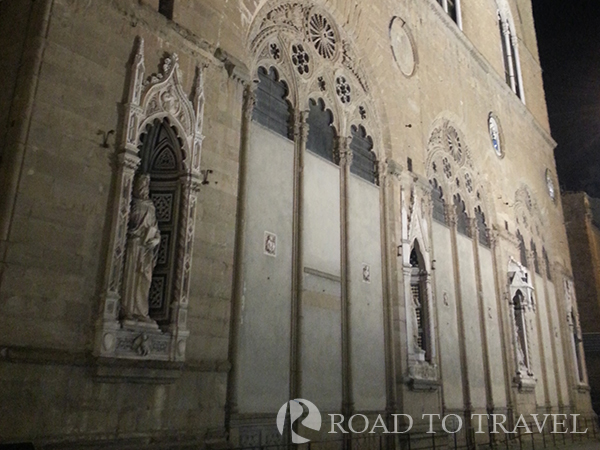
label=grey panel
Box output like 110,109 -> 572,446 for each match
479,247 -> 507,407
432,222 -> 463,409
237,123 -> 294,413
348,175 -> 385,411
456,234 -> 486,409
302,151 -> 342,410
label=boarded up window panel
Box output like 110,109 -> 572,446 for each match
350,125 -> 377,185
543,247 -> 552,280
306,98 -> 336,163
475,206 -> 490,248
517,230 -> 528,268
253,67 -> 292,139
531,240 -> 540,274
431,179 -> 446,224
454,195 -> 470,237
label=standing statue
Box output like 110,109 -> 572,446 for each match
122,174 -> 161,324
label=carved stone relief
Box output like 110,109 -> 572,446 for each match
389,16 -> 416,77
96,37 -> 205,362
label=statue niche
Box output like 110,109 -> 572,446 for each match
122,174 -> 161,326
121,118 -> 183,328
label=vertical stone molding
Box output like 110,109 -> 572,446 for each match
96,37 -> 205,362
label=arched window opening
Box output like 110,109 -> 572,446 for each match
475,205 -> 490,247
135,118 -> 183,326
498,12 -> 522,99
307,98 -> 336,163
517,230 -> 528,268
159,0 -> 174,19
531,240 -> 540,275
410,243 -> 431,362
454,194 -> 470,237
513,290 -> 530,373
253,66 -> 292,139
436,0 -> 460,25
430,179 -> 446,224
543,247 -> 552,281
350,125 -> 377,185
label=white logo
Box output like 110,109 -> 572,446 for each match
276,399 -> 322,443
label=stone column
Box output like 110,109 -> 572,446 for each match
290,109 -> 309,403
378,159 -> 399,421
226,83 -> 255,424
469,218 -> 494,417
338,136 -> 354,425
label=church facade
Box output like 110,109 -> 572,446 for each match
0,0 -> 593,447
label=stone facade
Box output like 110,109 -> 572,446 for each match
563,192 -> 600,415
0,0 -> 593,448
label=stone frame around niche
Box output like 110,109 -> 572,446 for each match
94,37 -> 205,365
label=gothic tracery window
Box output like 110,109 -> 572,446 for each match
497,10 -> 523,100
436,0 -> 460,25
475,205 -> 490,247
349,125 -> 377,184
306,98 -> 336,162
454,194 -> 470,237
517,230 -> 528,267
543,247 -> 552,280
253,66 -> 292,139
430,179 -> 446,224
530,240 -> 540,275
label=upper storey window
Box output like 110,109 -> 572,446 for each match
159,0 -> 174,20
436,0 -> 461,27
497,11 -> 524,101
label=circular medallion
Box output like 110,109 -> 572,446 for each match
389,17 -> 416,77
488,113 -> 503,158
307,13 -> 337,59
546,169 -> 556,202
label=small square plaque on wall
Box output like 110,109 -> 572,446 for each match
264,231 -> 277,257
362,263 -> 371,283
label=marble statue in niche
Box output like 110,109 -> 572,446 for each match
122,174 -> 161,326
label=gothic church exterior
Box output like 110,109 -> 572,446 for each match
0,0 -> 593,447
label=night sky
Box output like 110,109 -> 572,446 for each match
532,0 -> 600,197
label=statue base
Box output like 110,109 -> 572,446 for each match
122,319 -> 160,331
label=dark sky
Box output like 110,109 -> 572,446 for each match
532,0 -> 600,196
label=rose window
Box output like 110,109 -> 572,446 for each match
308,13 -> 337,59
446,128 -> 462,163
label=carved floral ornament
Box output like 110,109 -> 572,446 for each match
96,37 -> 206,363
426,120 -> 488,217
514,185 -> 544,240
248,1 -> 383,151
